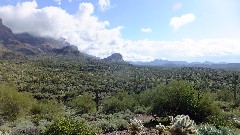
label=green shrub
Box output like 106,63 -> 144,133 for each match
150,81 -> 220,123
207,114 -> 234,128
0,117 -> 40,135
139,89 -> 158,107
38,119 -> 52,133
216,89 -> 234,102
198,124 -> 237,135
198,124 -> 223,135
67,93 -> 96,114
8,118 -> 40,135
192,92 -> 221,122
0,123 -> 11,134
134,106 -> 150,114
218,126 -> 238,135
102,91 -> 136,113
31,99 -> 65,121
89,111 -> 133,132
0,84 -> 37,121
231,98 -> 240,109
95,118 -> 128,132
156,117 -> 171,126
44,117 -> 95,135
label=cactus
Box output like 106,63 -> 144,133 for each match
156,115 -> 198,135
232,117 -> 240,125
168,115 -> 198,135
230,117 -> 240,128
128,118 -> 145,135
156,123 -> 166,134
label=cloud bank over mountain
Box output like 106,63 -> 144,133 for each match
0,0 -> 239,62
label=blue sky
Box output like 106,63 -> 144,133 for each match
0,0 -> 240,62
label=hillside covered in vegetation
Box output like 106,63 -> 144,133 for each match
1,53 -> 240,134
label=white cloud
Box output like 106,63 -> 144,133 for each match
172,3 -> 182,11
0,1 -> 130,59
98,0 -> 111,12
0,1 -> 240,62
53,0 -> 61,5
121,38 -> 240,62
170,13 -> 196,30
140,28 -> 152,33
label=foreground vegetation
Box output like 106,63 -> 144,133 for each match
1,56 -> 240,134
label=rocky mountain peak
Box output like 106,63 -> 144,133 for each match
0,18 -> 83,57
52,45 -> 80,55
103,53 -> 124,63
0,18 -> 15,41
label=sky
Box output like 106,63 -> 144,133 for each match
0,0 -> 240,62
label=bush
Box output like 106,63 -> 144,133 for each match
231,98 -> 240,109
90,111 -> 133,132
102,91 -> 136,113
44,117 -> 95,135
31,99 -> 65,121
198,124 -> 237,135
95,118 -> 128,132
8,118 -> 40,135
149,81 -> 220,123
216,89 -> 234,102
38,119 -> 52,133
0,84 -> 37,121
207,114 -> 234,128
0,117 -> 40,135
139,89 -> 158,107
67,93 -> 96,114
134,106 -> 150,114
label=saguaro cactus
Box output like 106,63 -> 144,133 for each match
233,74 -> 239,100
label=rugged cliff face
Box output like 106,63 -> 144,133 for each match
0,18 -> 80,57
103,53 -> 124,63
0,18 -> 15,42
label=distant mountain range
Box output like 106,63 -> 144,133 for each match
130,59 -> 227,66
129,59 -> 240,69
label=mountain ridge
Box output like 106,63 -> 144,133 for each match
0,18 -> 82,59
0,18 -> 16,42
130,59 -> 228,66
129,59 -> 240,69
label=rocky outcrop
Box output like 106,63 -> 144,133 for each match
0,18 -> 15,42
103,53 -> 124,63
0,18 -> 81,57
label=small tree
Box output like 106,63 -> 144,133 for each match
0,83 -> 37,121
232,74 -> 239,101
150,81 -> 220,123
102,91 -> 136,114
68,93 -> 96,114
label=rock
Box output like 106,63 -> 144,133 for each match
0,18 -> 15,41
103,53 -> 124,63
